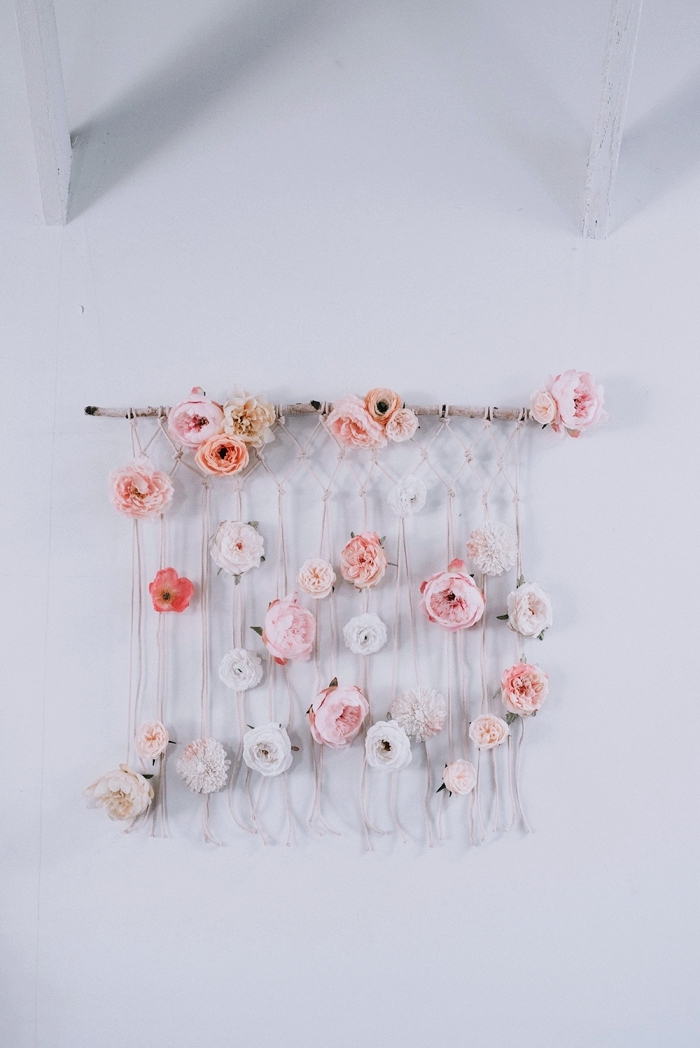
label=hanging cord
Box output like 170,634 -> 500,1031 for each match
149,511 -> 171,838
388,520 -> 408,845
199,480 -> 220,846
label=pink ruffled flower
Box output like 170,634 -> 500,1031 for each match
148,567 -> 194,612
545,370 -> 606,437
308,682 -> 369,748
168,387 -> 224,448
109,457 -> 174,519
262,593 -> 316,665
386,408 -> 418,442
420,558 -> 485,631
326,395 -> 387,450
501,662 -> 549,717
135,720 -> 169,760
340,532 -> 387,589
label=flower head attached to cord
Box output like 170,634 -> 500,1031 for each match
168,388 -> 224,448
148,568 -> 194,612
85,765 -> 154,821
340,532 -> 387,589
390,688 -> 446,742
177,738 -> 230,793
530,370 -> 606,437
255,594 -> 315,665
420,559 -> 485,631
109,457 -> 173,519
309,680 -> 369,748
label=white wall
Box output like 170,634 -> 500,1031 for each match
2,1 -> 700,1045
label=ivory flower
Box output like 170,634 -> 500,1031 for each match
109,457 -> 174,519
195,433 -> 249,476
343,613 -> 388,655
326,395 -> 387,450
210,520 -> 264,576
506,581 -> 553,638
148,567 -> 194,612
390,688 -> 446,742
501,662 -> 549,717
297,558 -> 336,599
365,721 -> 412,771
466,521 -> 517,577
84,764 -> 154,820
222,388 -> 276,448
545,370 -> 607,437
386,408 -> 418,442
340,532 -> 387,589
309,682 -> 369,748
218,648 -> 263,692
135,720 -> 169,760
388,475 -> 426,517
420,558 -> 485,631
262,593 -> 315,664
177,738 -> 230,793
365,388 -> 401,424
530,390 -> 557,426
243,724 -> 293,777
469,714 -> 509,749
168,387 -> 224,448
442,760 -> 476,795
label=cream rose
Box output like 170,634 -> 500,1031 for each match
364,721 -> 412,771
222,388 -> 276,448
210,520 -> 264,576
135,720 -> 169,760
506,581 -> 553,638
218,648 -> 263,691
388,475 -> 427,517
530,390 -> 557,426
386,408 -> 418,442
84,764 -> 154,820
442,759 -> 476,795
342,613 -> 388,655
469,714 -> 509,749
243,724 -> 293,777
297,558 -> 336,599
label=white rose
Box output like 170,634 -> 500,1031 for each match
365,720 -> 412,771
219,648 -> 263,691
297,558 -> 336,598
210,520 -> 264,576
442,759 -> 476,795
134,720 -> 169,760
506,581 -> 553,638
243,723 -> 293,777
530,390 -> 557,425
387,475 -> 427,517
84,764 -> 154,821
343,613 -> 388,655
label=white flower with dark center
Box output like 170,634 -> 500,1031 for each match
243,724 -> 293,777
388,475 -> 427,517
365,720 -> 412,771
210,520 -> 264,576
177,738 -> 230,794
84,764 -> 154,821
343,613 -> 388,656
466,521 -> 517,577
390,688 -> 446,742
219,648 -> 263,692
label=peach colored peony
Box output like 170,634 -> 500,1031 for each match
148,567 -> 194,612
386,407 -> 418,442
340,532 -> 387,589
530,390 -> 557,426
262,593 -> 316,665
545,370 -> 606,437
469,714 -> 509,749
109,457 -> 174,519
501,662 -> 549,717
309,682 -> 369,748
135,720 -> 169,760
442,759 -> 476,795
420,558 -> 485,631
222,389 -> 276,448
297,558 -> 336,599
168,387 -> 224,448
195,433 -> 249,475
84,764 -> 153,820
326,395 -> 387,450
365,388 -> 401,424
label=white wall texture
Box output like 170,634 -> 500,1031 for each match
2,0 -> 700,1045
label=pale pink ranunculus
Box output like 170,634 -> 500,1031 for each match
326,395 -> 387,450
545,370 -> 606,437
420,558 -> 485,631
309,682 -> 369,748
386,407 -> 418,442
168,387 -> 224,448
469,714 -> 509,749
501,662 -> 549,717
109,456 -> 174,519
530,390 -> 557,426
262,593 -> 316,665
135,720 -> 169,760
340,532 -> 387,589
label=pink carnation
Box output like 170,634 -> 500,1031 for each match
340,532 -> 388,589
309,682 -> 369,748
545,370 -> 606,437
326,395 -> 387,450
500,662 -> 549,716
262,593 -> 316,665
109,457 -> 173,519
420,558 -> 485,631
168,387 -> 224,448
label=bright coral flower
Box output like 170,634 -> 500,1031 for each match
148,568 -> 194,613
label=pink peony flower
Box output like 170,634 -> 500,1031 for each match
109,456 -> 174,519
545,370 -> 606,437
168,387 -> 224,448
340,532 -> 387,589
262,593 -> 316,665
148,567 -> 194,612
501,662 -> 549,717
326,395 -> 387,450
309,682 -> 369,748
420,558 -> 485,631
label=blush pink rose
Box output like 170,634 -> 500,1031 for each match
545,370 -> 606,437
262,593 -> 316,665
340,532 -> 388,589
326,395 -> 387,450
501,662 -> 549,716
168,387 -> 224,448
109,457 -> 174,519
308,682 -> 369,748
420,558 -> 485,631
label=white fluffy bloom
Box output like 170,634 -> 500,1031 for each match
506,581 -> 553,638
390,688 -> 446,742
219,648 -> 263,692
84,764 -> 153,821
343,613 -> 388,655
243,724 -> 293,777
297,558 -> 336,598
365,720 -> 412,771
210,520 -> 264,576
177,738 -> 230,794
466,521 -> 517,576
387,475 -> 427,517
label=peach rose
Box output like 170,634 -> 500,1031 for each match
441,759 -> 476,795
469,714 -> 509,749
297,558 -> 336,599
109,456 -> 174,519
500,662 -> 549,716
420,558 -> 485,631
135,720 -> 169,760
546,370 -> 606,436
530,390 -> 557,426
309,681 -> 369,748
262,593 -> 316,664
365,388 -> 401,424
222,388 -> 276,448
168,387 -> 224,448
340,532 -> 388,589
195,433 -> 249,475
386,407 -> 418,442
326,395 -> 387,450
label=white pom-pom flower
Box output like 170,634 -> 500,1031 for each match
390,688 -> 446,742
466,521 -> 517,577
219,648 -> 263,692
243,724 -> 293,777
387,475 -> 427,517
365,720 -> 412,771
177,738 -> 230,794
343,613 -> 388,655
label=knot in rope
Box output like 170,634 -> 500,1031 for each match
321,490 -> 332,503
446,486 -> 456,499
276,405 -> 286,425
464,449 -> 473,464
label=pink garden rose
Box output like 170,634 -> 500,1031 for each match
545,370 -> 606,437
420,558 -> 485,631
262,593 -> 316,665
308,682 -> 369,748
109,456 -> 174,519
340,532 -> 388,589
501,662 -> 549,716
326,395 -> 387,450
168,387 -> 224,448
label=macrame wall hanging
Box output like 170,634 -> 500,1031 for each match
84,372 -> 606,847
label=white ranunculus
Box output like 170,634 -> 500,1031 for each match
84,764 -> 154,821
243,724 -> 293,777
506,581 -> 553,638
387,475 -> 427,517
343,613 -> 388,656
219,648 -> 263,692
364,720 -> 412,771
210,520 -> 264,576
297,557 -> 336,598
466,520 -> 517,577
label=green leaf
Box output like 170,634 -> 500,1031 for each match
260,555 -> 266,563
248,520 -> 259,529
493,690 -> 501,702
505,712 -> 517,725
537,631 -> 545,641
250,625 -> 263,636
436,782 -> 447,793
310,400 -> 321,411
350,532 -> 355,539
234,574 -> 241,585
517,575 -> 525,587
496,614 -> 509,621
328,677 -> 338,688
380,536 -> 386,545
142,773 -> 154,780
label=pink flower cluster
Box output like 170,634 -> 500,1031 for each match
326,389 -> 418,449
167,386 -> 275,476
530,370 -> 606,437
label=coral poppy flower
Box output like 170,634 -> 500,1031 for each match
148,568 -> 194,612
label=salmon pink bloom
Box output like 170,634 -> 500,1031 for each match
148,568 -> 194,613
420,558 -> 485,630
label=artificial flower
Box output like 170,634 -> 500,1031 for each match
386,408 -> 418,442
261,593 -> 315,664
177,738 -> 230,793
340,532 -> 387,589
109,457 -> 173,519
296,558 -> 336,599
195,433 -> 249,476
210,520 -> 264,576
544,370 -> 607,437
134,720 -> 169,760
222,388 -> 276,448
218,648 -> 263,692
420,558 -> 485,631
167,387 -> 224,448
342,612 -> 388,655
390,688 -> 446,742
148,567 -> 194,612
364,720 -> 412,771
387,474 -> 427,516
308,681 -> 369,748
441,760 -> 476,795
84,764 -> 153,820
506,581 -> 553,638
243,724 -> 293,777
501,662 -> 549,717
530,390 -> 557,426
365,388 -> 401,424
466,521 -> 517,577
469,714 -> 509,749
325,395 -> 387,450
